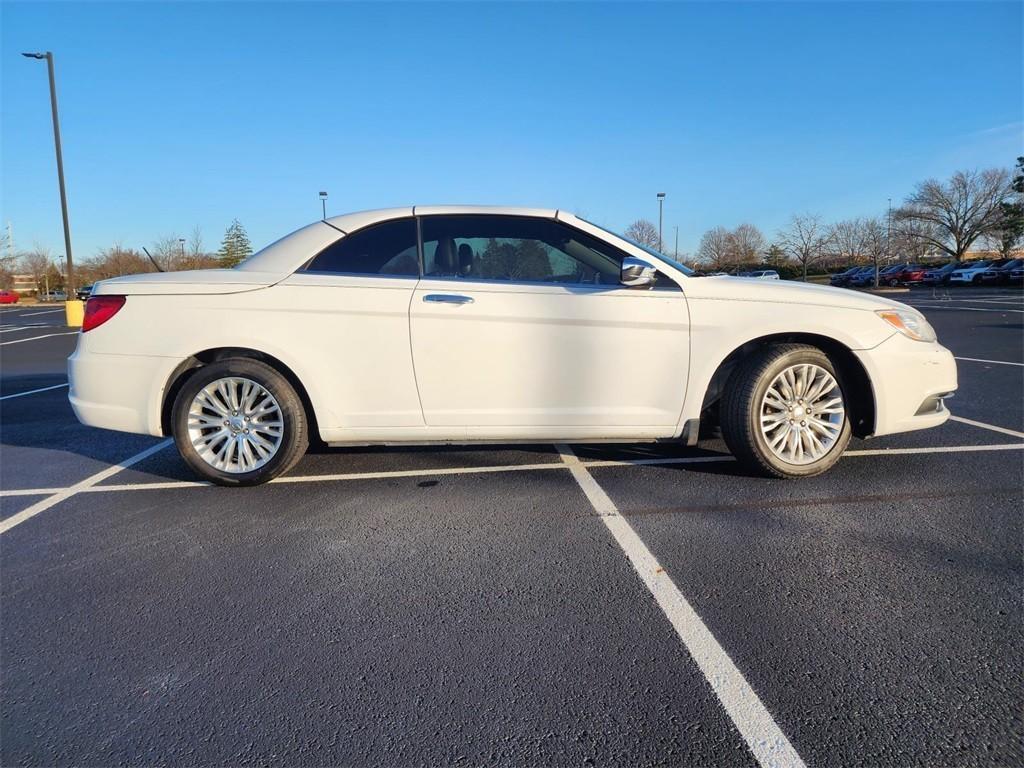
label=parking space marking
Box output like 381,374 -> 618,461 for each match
1,443 -> 1022,500
954,356 -> 1024,367
0,331 -> 79,346
18,309 -> 65,317
556,444 -> 805,768
0,439 -> 172,535
0,325 -> 54,333
0,383 -> 70,401
949,415 -> 1024,440
909,303 -> 1024,314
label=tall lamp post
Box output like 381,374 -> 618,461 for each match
319,191 -> 328,220
22,51 -> 75,295
674,225 -> 679,259
656,192 -> 666,252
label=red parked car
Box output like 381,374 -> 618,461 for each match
885,264 -> 928,286
0,290 -> 20,304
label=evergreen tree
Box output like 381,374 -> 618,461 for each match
217,219 -> 253,267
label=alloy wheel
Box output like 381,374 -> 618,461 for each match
759,363 -> 846,465
187,376 -> 284,473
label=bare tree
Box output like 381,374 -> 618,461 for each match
19,246 -> 53,294
696,226 -> 732,268
895,168 -> 1011,262
730,223 -> 765,264
624,219 -> 660,249
79,243 -> 154,283
778,214 -> 831,282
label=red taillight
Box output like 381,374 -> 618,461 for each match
82,295 -> 126,332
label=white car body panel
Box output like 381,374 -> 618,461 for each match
69,205 -> 958,448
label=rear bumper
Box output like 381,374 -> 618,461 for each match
68,348 -> 180,436
855,334 -> 958,437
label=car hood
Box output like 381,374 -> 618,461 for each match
690,275 -> 912,312
91,269 -> 284,296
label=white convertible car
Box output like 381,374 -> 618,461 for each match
69,206 -> 957,485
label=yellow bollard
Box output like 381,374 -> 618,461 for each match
65,299 -> 85,328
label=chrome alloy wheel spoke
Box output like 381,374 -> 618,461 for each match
187,377 -> 284,474
759,363 -> 846,466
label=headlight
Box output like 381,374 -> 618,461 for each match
876,309 -> 937,342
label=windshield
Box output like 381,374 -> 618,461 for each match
583,219 -> 695,276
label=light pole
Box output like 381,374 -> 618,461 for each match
887,197 -> 893,263
674,226 -> 679,259
319,191 -> 328,220
179,238 -> 186,261
22,51 -> 75,295
656,192 -> 666,252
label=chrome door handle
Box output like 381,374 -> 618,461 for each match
423,294 -> 474,305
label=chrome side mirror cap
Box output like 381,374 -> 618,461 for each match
620,256 -> 657,288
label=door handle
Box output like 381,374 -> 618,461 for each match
423,294 -> 474,305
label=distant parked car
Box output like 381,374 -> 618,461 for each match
877,264 -> 908,285
0,290 -> 20,305
746,270 -> 780,280
942,262 -> 991,286
979,259 -> 1023,285
921,262 -> 960,286
848,266 -> 878,288
1008,265 -> 1024,284
887,264 -> 928,286
76,284 -> 94,301
829,266 -> 862,286
40,290 -> 67,302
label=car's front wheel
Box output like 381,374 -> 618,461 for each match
720,344 -> 851,478
171,358 -> 309,486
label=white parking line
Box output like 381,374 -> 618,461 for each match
910,303 -> 1024,314
557,444 -> 805,768
1,443 -> 1021,500
949,415 -> 1024,440
0,325 -> 53,332
954,356 -> 1024,367
0,331 -> 78,346
0,383 -> 69,401
0,439 -> 173,534
19,309 -> 65,317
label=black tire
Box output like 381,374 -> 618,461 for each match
972,274 -> 983,285
888,278 -> 899,287
720,344 -> 852,479
171,358 -> 309,486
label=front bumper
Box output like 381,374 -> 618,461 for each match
855,334 -> 958,437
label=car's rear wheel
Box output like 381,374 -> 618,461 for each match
721,344 -> 851,478
888,278 -> 899,287
172,358 -> 309,486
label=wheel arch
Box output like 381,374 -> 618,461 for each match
699,332 -> 876,438
160,347 -> 321,440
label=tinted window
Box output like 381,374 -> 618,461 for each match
422,215 -> 628,286
304,218 -> 419,276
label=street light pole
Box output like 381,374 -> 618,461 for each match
319,191 -> 328,221
656,192 -> 666,252
674,226 -> 679,259
22,51 -> 75,295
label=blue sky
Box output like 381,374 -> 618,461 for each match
2,1 -> 1021,260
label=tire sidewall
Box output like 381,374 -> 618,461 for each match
746,348 -> 852,477
172,359 -> 306,486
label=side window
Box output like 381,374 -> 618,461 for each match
421,215 -> 624,285
303,218 -> 419,276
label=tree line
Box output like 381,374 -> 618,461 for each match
0,219 -> 253,292
633,158 -> 1024,283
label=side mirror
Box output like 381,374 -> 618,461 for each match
620,256 -> 657,288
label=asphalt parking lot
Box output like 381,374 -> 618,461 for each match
1,287 -> 1021,767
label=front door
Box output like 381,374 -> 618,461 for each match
408,214 -> 690,439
